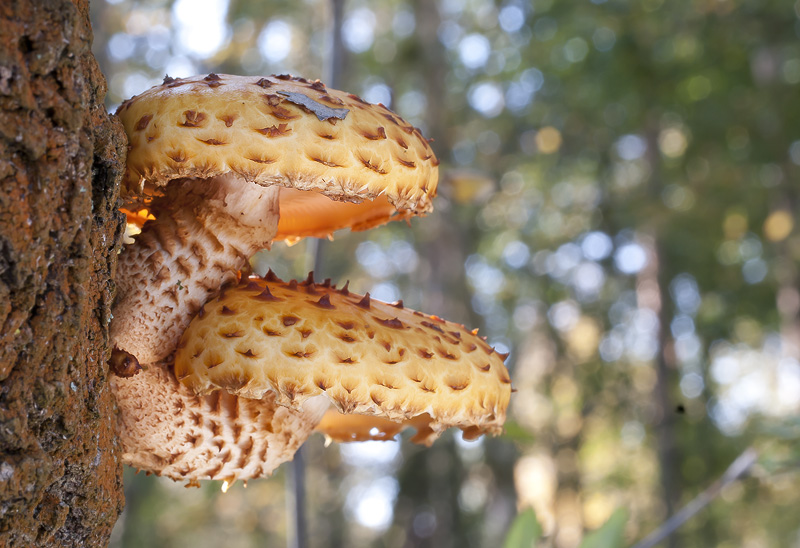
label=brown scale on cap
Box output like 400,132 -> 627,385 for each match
175,274 -> 512,446
255,124 -> 292,137
113,73 -> 438,365
314,294 -> 335,309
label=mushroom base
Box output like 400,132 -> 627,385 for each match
112,364 -> 328,483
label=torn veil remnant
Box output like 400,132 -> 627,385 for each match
174,273 -> 512,446
112,73 -> 439,364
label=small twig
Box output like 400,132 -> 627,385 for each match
325,0 -> 345,89
287,446 -> 308,548
632,447 -> 758,548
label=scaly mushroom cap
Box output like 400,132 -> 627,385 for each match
174,274 -> 512,445
116,73 -> 439,242
112,363 -> 329,483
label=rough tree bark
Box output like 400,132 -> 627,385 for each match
0,0 -> 126,546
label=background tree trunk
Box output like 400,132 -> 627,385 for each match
0,0 -> 125,546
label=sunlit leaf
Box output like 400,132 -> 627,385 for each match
503,508 -> 542,548
579,508 -> 628,548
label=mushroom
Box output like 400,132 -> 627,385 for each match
112,73 -> 439,365
112,272 -> 510,483
174,273 -> 512,445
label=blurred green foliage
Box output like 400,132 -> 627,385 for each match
504,508 -> 543,548
92,0 -> 800,546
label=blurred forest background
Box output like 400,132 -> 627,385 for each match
90,0 -> 800,546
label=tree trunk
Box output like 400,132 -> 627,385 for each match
0,0 -> 126,546
643,129 -> 681,546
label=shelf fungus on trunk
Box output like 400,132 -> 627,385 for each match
112,73 -> 439,364
174,273 -> 512,446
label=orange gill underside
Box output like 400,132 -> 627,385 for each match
315,410 -> 486,446
275,187 -> 404,242
315,410 -> 433,444
123,187 -> 405,243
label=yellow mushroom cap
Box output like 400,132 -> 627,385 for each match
111,363 -> 329,483
116,73 -> 439,242
174,274 -> 512,446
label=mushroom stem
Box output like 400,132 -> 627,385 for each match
112,175 -> 281,363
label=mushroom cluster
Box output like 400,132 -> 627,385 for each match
110,73 -> 510,485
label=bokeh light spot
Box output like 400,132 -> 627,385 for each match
763,210 -> 793,242
343,8 -> 376,53
468,82 -> 505,117
257,20 -> 292,63
499,5 -> 526,33
459,33 -> 491,69
659,127 -> 688,158
535,126 -> 562,154
615,134 -> 647,160
172,0 -> 230,58
581,231 -> 613,261
614,243 -> 647,274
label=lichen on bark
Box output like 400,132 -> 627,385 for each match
0,0 -> 126,546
